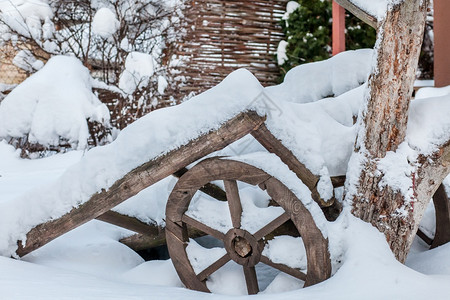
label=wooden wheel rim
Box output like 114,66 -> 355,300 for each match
165,157 -> 331,294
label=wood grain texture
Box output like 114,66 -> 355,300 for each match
166,158 -> 331,293
334,0 -> 377,28
351,0 -> 430,262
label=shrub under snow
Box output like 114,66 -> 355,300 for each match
0,55 -> 112,157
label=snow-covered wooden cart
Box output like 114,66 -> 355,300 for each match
2,1 -> 450,294
4,60 -> 449,294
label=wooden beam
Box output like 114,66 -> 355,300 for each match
15,111 -> 266,257
95,211 -> 160,236
173,168 -> 227,201
334,0 -> 377,29
332,1 -> 346,55
120,229 -> 205,252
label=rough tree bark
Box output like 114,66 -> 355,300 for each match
348,0 -> 431,262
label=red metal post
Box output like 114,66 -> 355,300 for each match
332,1 -> 346,55
434,0 -> 450,87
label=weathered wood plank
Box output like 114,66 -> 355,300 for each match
431,184 -> 450,248
120,228 -> 205,252
173,168 -> 227,201
95,211 -> 159,236
334,0 -> 377,29
15,112 -> 265,257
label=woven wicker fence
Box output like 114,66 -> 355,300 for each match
166,0 -> 287,101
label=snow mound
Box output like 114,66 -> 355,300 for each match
266,49 -> 373,104
92,7 -> 119,39
0,55 -> 111,153
0,0 -> 53,39
119,51 -> 155,94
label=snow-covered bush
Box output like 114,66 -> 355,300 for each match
0,55 -> 112,158
0,0 -> 185,129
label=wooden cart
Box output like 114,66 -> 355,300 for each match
11,110 -> 450,295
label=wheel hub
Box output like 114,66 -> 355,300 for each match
225,228 -> 262,267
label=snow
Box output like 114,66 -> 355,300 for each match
408,94 -> 450,155
349,0 -> 389,20
282,1 -> 300,26
0,55 -> 110,152
266,49 -> 373,103
227,152 -> 328,237
262,236 -> 306,270
12,49 -> 42,72
276,40 -> 288,65
158,75 -> 169,94
0,0 -> 53,39
119,51 -> 156,94
92,7 -> 120,39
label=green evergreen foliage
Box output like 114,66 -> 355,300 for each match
279,0 -> 376,77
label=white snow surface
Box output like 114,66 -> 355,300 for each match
0,55 -> 110,150
276,40 -> 288,66
349,0 -> 389,20
119,51 -> 156,94
266,49 -> 373,103
92,7 -> 119,39
0,0 -> 52,39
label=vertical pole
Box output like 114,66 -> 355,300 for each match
434,0 -> 450,87
332,1 -> 346,55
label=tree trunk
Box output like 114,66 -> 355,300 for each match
349,0 -> 429,262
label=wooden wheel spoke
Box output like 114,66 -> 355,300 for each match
224,180 -> 243,229
182,215 -> 226,240
197,253 -> 231,282
260,255 -> 306,282
254,212 -> 290,240
243,266 -> 259,295
416,228 -> 433,245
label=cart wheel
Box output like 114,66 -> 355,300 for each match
165,158 -> 331,294
417,183 -> 450,248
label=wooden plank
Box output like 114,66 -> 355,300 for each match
96,210 -> 160,236
15,111 -> 266,257
334,0 -> 377,28
173,168 -> 227,201
243,266 -> 259,295
224,180 -> 243,228
120,228 -> 205,252
431,184 -> 450,248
